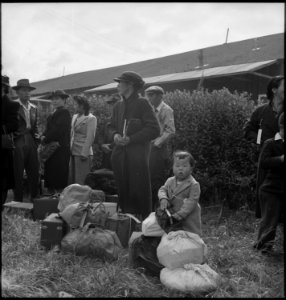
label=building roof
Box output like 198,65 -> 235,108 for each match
85,60 -> 277,93
30,33 -> 284,96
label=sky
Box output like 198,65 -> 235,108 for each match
1,2 -> 285,85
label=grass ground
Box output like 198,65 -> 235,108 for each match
1,204 -> 284,298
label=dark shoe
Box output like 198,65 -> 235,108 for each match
261,245 -> 274,255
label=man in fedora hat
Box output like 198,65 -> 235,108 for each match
145,85 -> 175,210
2,75 -> 20,208
108,71 -> 160,219
12,79 -> 40,202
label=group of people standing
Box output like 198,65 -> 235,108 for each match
1,71 -> 284,255
1,71 -> 175,219
244,75 -> 284,255
1,76 -> 98,207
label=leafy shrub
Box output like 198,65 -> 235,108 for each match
163,88 -> 256,208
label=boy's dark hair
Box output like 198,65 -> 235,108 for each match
266,75 -> 284,102
73,95 -> 90,116
173,150 -> 196,168
278,112 -> 284,128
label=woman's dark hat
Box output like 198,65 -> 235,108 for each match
114,71 -> 145,88
49,90 -> 70,99
2,75 -> 10,87
12,79 -> 36,91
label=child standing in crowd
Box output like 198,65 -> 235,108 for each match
158,150 -> 202,236
254,112 -> 284,255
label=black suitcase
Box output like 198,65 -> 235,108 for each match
128,235 -> 164,277
40,213 -> 68,249
105,194 -> 118,203
33,194 -> 60,220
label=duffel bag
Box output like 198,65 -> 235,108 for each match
160,263 -> 220,293
59,202 -> 109,229
58,184 -> 105,212
128,234 -> 164,277
157,230 -> 207,269
61,222 -> 122,260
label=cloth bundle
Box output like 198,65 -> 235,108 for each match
61,223 -> 122,260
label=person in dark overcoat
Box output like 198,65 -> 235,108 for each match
253,113 -> 284,255
1,75 -> 20,209
12,79 -> 40,202
243,75 -> 284,218
108,71 -> 160,220
42,90 -> 71,193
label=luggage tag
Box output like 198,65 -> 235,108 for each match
257,119 -> 263,145
165,209 -> 173,225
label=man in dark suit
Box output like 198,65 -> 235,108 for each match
12,79 -> 40,202
1,75 -> 20,209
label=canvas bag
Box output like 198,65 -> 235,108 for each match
59,202 -> 109,229
61,222 -> 122,261
157,230 -> 207,269
160,263 -> 220,293
142,212 -> 165,237
58,184 -> 105,212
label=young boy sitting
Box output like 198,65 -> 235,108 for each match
158,150 -> 202,236
254,112 -> 284,255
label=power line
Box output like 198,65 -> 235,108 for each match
43,7 -> 139,56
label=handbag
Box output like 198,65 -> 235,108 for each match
2,126 -> 15,149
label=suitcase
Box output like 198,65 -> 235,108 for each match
105,213 -> 141,248
3,201 -> 33,218
33,194 -> 60,220
40,213 -> 68,249
105,194 -> 118,203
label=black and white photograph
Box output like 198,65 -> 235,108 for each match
1,2 -> 284,298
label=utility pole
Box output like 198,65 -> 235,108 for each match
62,66 -> 65,77
225,28 -> 229,44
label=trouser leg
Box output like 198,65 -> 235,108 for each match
256,189 -> 282,249
25,141 -> 39,200
2,190 -> 8,211
13,146 -> 25,202
149,147 -> 168,210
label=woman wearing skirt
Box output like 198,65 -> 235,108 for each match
70,95 -> 97,185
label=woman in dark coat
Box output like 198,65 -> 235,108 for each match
109,71 -> 160,220
1,75 -> 20,209
42,90 -> 71,193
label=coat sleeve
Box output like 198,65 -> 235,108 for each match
33,107 -> 41,143
107,103 -> 120,141
173,182 -> 201,220
3,101 -> 20,134
129,100 -> 160,144
154,107 -> 175,146
244,107 -> 260,143
44,110 -> 71,144
259,139 -> 283,170
81,115 -> 97,157
158,177 -> 172,203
